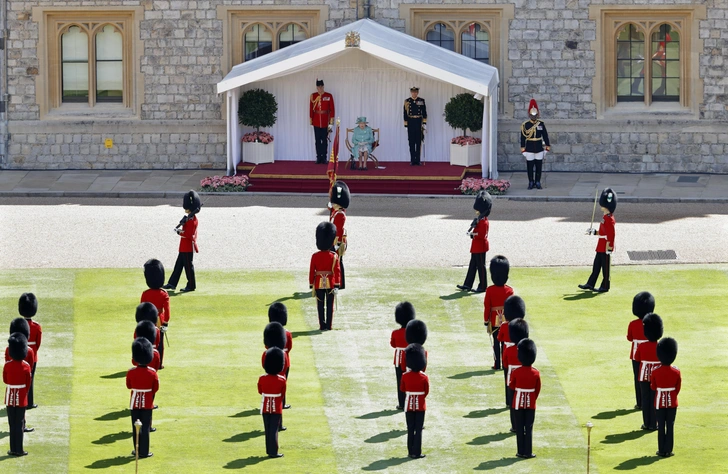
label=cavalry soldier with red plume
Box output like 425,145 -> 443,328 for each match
520,99 -> 550,190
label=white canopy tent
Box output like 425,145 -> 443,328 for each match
217,19 -> 499,178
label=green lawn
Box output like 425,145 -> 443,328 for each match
0,265 -> 726,473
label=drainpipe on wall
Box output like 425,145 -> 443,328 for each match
0,0 -> 8,168
364,0 -> 371,19
356,0 -> 359,21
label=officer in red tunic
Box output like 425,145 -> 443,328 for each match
627,292 -> 655,409
579,187 -> 617,293
390,302 -> 416,410
164,190 -> 201,292
329,181 -> 350,290
635,313 -> 663,431
651,337 -> 681,457
268,303 -> 292,409
310,79 -> 335,164
484,256 -> 514,370
458,190 -> 492,293
503,319 -> 529,432
4,333 -> 33,456
309,222 -> 341,331
400,343 -> 429,459
126,338 -> 159,459
141,259 -> 170,368
509,338 -> 541,459
18,293 -> 41,409
258,347 -> 287,458
134,303 -> 161,353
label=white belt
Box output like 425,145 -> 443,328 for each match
631,339 -> 646,359
28,342 -> 37,346
640,361 -> 660,381
655,387 -> 676,409
504,342 -> 515,348
507,365 -> 522,386
261,393 -> 281,397
514,388 -> 535,410
6,384 -> 26,389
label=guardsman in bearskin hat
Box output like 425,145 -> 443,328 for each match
134,303 -> 161,354
310,79 -> 336,164
399,319 -> 428,374
5,318 -> 37,435
141,259 -> 170,368
651,337 -> 681,457
503,318 -> 529,431
484,256 -> 514,370
579,187 -> 617,293
404,86 -> 427,165
4,333 -> 33,456
268,303 -> 292,409
400,343 -> 429,459
509,338 -> 541,459
390,302 -> 416,410
262,322 -> 290,432
634,313 -> 663,431
627,291 -> 655,409
458,190 -> 492,293
258,347 -> 287,458
126,337 -> 158,459
309,222 -> 341,331
520,99 -> 550,190
18,293 -> 41,409
133,321 -> 161,372
498,295 -> 527,366
164,190 -> 201,292
329,181 -> 350,290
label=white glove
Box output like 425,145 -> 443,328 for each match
175,228 -> 182,235
160,325 -> 168,333
328,125 -> 332,132
422,124 -> 427,131
585,228 -> 596,235
333,288 -> 339,295
606,249 -> 613,255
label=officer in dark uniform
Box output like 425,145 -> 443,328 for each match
520,99 -> 550,190
404,87 -> 427,165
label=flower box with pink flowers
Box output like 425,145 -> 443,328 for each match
199,175 -> 250,192
241,132 -> 275,165
449,136 -> 482,167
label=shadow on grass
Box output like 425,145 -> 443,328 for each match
362,456 -> 412,471
357,409 -> 400,420
464,407 -> 509,419
439,291 -> 474,301
223,456 -> 268,469
449,370 -> 490,379
474,457 -> 521,470
614,455 -> 663,470
85,456 -> 134,469
593,408 -> 638,420
601,429 -> 651,444
229,408 -> 259,418
269,292 -> 312,304
0,431 -> 8,440
94,409 -> 129,421
92,431 -> 132,445
467,431 -> 514,446
0,407 -> 6,417
291,329 -> 322,338
223,430 -> 263,443
0,453 -> 14,461
100,371 -> 127,379
563,291 -> 600,301
365,430 -> 407,443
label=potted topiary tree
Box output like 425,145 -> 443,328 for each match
238,88 -> 278,164
444,93 -> 484,167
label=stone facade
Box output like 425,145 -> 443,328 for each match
0,0 -> 726,172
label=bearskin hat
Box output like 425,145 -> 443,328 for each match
8,332 -> 28,361
642,313 -> 664,342
135,302 -> 159,325
330,181 -> 350,209
517,338 -> 537,366
268,302 -> 288,326
132,337 -> 154,366
183,189 -> 202,213
405,319 -> 428,345
264,322 -> 287,349
504,295 -> 526,322
395,302 -> 416,328
18,292 -> 38,318
9,317 -> 30,339
404,343 -> 427,372
508,318 -> 530,345
144,259 -> 165,290
264,347 -> 285,375
632,291 -> 655,319
135,320 -> 158,346
473,190 -> 493,217
656,337 -> 678,366
489,255 -> 510,286
316,221 -> 337,251
599,187 -> 617,214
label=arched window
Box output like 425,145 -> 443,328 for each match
244,24 -> 272,61
426,23 -> 455,51
95,25 -> 123,102
279,23 -> 307,49
616,23 -> 645,101
461,23 -> 489,64
651,24 -> 679,102
61,26 -> 89,102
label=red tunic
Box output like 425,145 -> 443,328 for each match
650,365 -> 681,409
390,328 -> 408,366
634,341 -> 659,382
400,370 -> 429,412
4,346 -> 36,366
497,322 -> 511,344
3,359 -> 33,407
258,374 -> 287,414
309,250 -> 341,289
469,217 -> 490,254
399,349 -> 428,373
126,366 -> 159,410
141,288 -> 171,325
484,285 -> 515,327
626,318 -> 647,360
509,366 -> 541,410
595,214 -> 615,253
179,215 -> 198,253
330,208 -> 347,247
261,350 -> 290,377
502,344 -> 521,386
26,319 -> 42,353
132,349 -> 161,372
284,330 -> 293,354
310,92 -> 335,128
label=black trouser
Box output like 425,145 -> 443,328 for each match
131,409 -> 153,456
283,367 -> 290,407
395,367 -> 405,408
632,360 -> 641,408
491,327 -> 501,369
314,126 -> 328,163
158,333 -> 165,368
406,119 -> 423,164
463,252 -> 487,290
656,408 -> 676,455
513,408 -> 535,456
262,413 -> 281,456
586,252 -> 610,290
7,406 -> 26,454
526,159 -> 543,183
315,289 -> 335,330
640,382 -> 656,429
504,370 -> 513,407
28,363 -> 36,407
405,411 -> 425,456
168,251 -> 196,290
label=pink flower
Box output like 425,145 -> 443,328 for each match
456,178 -> 510,196
451,136 -> 482,146
199,175 -> 250,192
242,132 -> 274,143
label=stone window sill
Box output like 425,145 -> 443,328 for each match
602,102 -> 697,120
44,103 -> 138,121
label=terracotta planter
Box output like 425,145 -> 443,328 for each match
242,141 -> 274,164
450,143 -> 481,167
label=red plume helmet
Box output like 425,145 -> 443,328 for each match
528,99 -> 539,118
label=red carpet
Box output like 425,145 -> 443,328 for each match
238,160 -> 482,194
